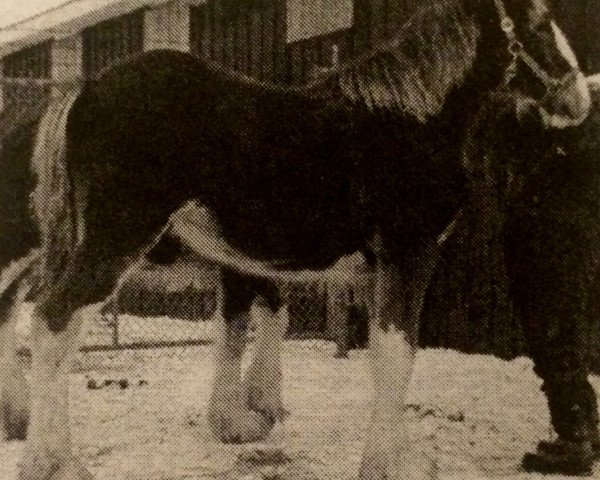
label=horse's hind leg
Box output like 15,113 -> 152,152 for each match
19,244 -> 128,480
243,280 -> 288,425
0,277 -> 31,441
208,270 -> 275,443
360,244 -> 440,480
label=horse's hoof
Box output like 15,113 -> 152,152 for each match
1,381 -> 30,441
359,450 -> 438,480
1,404 -> 29,440
18,454 -> 94,480
208,399 -> 275,444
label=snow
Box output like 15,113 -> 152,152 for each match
2,333 -> 599,479
2,306 -> 600,479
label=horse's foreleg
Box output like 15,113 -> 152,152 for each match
360,244 -> 440,480
0,280 -> 31,441
244,288 -> 288,425
208,272 -> 275,443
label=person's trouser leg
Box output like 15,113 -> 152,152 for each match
505,210 -> 600,475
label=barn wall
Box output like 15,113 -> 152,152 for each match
0,42 -> 53,109
82,10 -> 145,79
189,0 -> 353,84
190,0 -> 286,81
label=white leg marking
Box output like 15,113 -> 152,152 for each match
208,313 -> 274,443
244,304 -> 288,423
540,22 -> 591,128
0,284 -> 30,441
360,248 -> 440,480
19,309 -> 92,480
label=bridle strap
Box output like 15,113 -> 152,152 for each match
493,0 -> 573,92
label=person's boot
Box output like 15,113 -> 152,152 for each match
537,434 -> 600,459
522,382 -> 599,476
522,439 -> 595,476
537,405 -> 600,459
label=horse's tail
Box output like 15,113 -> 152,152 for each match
30,88 -> 82,289
169,201 -> 369,287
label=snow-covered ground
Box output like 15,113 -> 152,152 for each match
2,309 -> 599,480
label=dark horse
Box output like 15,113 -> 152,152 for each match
0,0 -> 593,478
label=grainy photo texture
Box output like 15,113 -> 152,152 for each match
0,0 -> 599,479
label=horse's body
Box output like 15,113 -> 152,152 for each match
0,0 -> 594,478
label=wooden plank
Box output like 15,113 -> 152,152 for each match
242,10 -> 253,75
352,0 -> 371,52
385,0 -> 405,40
108,22 -> 117,66
196,3 -> 206,57
200,4 -> 211,60
234,10 -> 248,73
97,26 -> 106,74
211,0 -> 225,63
116,18 -> 126,61
132,10 -> 144,54
189,6 -> 199,56
223,22 -> 234,68
368,0 -> 388,48
319,35 -> 333,68
272,0 -> 286,83
305,39 -> 319,81
261,1 -> 275,81
285,42 -> 299,84
249,7 -> 262,79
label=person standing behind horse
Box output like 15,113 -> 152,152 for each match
505,1 -> 600,473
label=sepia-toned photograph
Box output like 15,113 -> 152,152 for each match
0,0 -> 599,478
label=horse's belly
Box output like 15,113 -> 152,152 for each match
209,159 -> 367,267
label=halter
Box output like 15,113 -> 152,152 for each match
493,0 -> 575,94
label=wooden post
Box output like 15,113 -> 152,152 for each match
143,0 -> 192,53
327,285 -> 351,358
0,62 -> 4,113
50,34 -> 83,94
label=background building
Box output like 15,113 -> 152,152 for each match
0,0 -> 424,110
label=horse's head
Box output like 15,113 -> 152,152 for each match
493,0 -> 590,128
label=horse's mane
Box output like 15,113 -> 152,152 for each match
335,0 -> 480,121
85,0 -> 479,123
